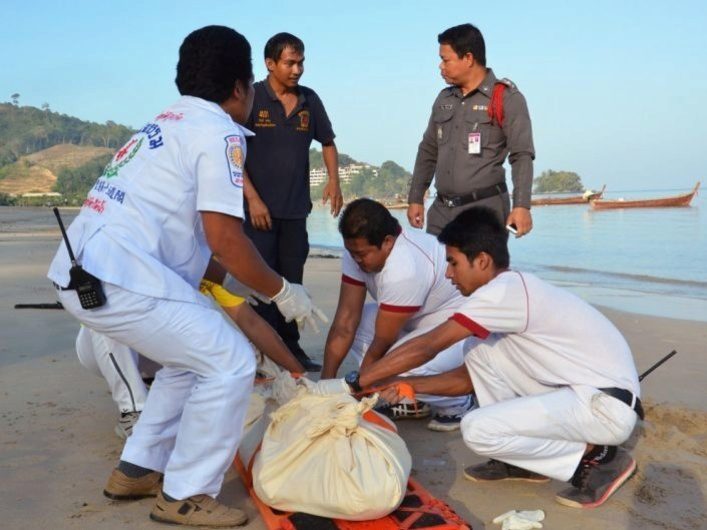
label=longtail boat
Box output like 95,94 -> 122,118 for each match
531,185 -> 606,206
590,182 -> 700,210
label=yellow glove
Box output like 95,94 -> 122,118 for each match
199,279 -> 246,308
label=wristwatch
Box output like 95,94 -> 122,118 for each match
344,370 -> 362,393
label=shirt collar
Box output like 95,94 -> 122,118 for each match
263,77 -> 307,108
450,68 -> 497,99
179,95 -> 254,137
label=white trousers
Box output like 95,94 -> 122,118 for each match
351,303 -> 468,410
58,283 -> 255,499
75,326 -> 148,414
460,335 -> 638,481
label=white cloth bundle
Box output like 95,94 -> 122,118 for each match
238,351 -> 301,467
252,389 -> 412,520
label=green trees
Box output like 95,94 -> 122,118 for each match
308,149 -> 412,202
533,170 -> 584,193
0,103 -> 133,167
55,154 -> 113,197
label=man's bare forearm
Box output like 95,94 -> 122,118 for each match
359,334 -> 437,387
322,143 -> 339,183
202,212 -> 282,297
390,366 -> 473,397
229,304 -> 304,373
322,324 -> 356,378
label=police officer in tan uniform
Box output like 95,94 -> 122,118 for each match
408,23 -> 535,237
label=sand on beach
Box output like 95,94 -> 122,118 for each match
1,218 -> 705,530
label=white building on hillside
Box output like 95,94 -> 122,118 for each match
309,164 -> 378,186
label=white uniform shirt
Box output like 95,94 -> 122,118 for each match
48,96 -> 251,304
453,271 -> 640,394
342,228 -> 464,329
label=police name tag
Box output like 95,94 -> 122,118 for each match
468,132 -> 481,154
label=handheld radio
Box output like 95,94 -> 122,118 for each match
53,207 -> 106,309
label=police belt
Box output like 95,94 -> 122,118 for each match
437,182 -> 508,208
599,387 -> 645,420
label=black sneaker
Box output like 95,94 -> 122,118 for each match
463,459 -> 550,483
555,448 -> 636,508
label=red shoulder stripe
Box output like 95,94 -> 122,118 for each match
450,313 -> 490,339
380,303 -> 422,313
342,274 -> 365,286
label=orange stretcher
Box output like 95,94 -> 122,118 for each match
232,410 -> 472,530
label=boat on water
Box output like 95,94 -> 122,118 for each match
590,182 -> 700,210
531,185 -> 606,206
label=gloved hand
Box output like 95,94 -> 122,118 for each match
492,510 -> 545,530
272,279 -> 329,333
223,274 -> 271,306
304,378 -> 352,396
199,279 -> 246,308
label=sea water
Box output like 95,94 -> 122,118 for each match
307,189 -> 707,322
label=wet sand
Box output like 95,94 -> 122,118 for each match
1,209 -> 705,529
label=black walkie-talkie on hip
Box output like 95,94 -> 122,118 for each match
53,207 -> 106,309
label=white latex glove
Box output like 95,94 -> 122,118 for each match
493,510 -> 545,530
272,279 -> 329,333
223,273 -> 271,306
304,378 -> 352,396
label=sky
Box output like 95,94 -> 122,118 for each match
3,0 -> 707,191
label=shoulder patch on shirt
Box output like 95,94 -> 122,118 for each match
225,135 -> 244,187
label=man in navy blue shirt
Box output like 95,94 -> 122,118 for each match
243,33 -> 342,371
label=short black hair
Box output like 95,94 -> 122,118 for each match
175,25 -> 253,103
438,23 -> 486,66
264,32 -> 304,62
438,206 -> 509,268
339,198 -> 401,248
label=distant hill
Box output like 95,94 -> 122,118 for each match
533,170 -> 585,193
309,149 -> 412,201
0,102 -> 413,204
0,102 -> 133,200
0,144 -> 114,194
309,148 -> 358,169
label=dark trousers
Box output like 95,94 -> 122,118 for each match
244,217 -> 309,356
426,192 -> 510,236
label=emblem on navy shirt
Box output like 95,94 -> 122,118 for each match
440,104 -> 453,110
255,109 -> 275,128
225,135 -> 244,187
297,110 -> 310,132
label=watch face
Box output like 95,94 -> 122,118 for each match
345,370 -> 359,384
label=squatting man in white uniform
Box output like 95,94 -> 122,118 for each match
337,206 -> 643,509
48,26 -> 325,528
321,198 -> 473,431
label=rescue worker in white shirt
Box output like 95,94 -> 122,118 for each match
47,26 -> 325,528
75,277 -> 305,439
342,206 -> 642,509
321,198 -> 473,431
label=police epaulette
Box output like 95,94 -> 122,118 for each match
498,78 -> 518,91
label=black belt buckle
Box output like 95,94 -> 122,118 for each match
440,196 -> 461,208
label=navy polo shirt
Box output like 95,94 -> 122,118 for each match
245,79 -> 335,219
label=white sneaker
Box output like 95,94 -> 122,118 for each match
115,411 -> 140,439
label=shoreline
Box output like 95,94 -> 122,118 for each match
308,244 -> 707,323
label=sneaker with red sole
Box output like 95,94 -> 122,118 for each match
555,448 -> 636,508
